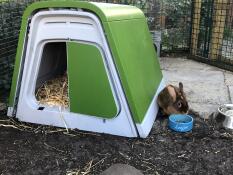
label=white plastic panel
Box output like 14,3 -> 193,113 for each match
136,79 -> 165,138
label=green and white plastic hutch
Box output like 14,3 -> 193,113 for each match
7,1 -> 165,138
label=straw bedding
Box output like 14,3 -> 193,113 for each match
36,74 -> 69,107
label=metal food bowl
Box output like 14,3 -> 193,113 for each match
218,104 -> 233,129
169,114 -> 193,132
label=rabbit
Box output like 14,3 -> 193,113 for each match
157,82 -> 189,116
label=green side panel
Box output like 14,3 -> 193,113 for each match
8,17 -> 27,106
67,42 -> 117,118
104,18 -> 163,123
8,0 -> 144,107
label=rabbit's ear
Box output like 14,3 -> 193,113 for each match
179,82 -> 183,92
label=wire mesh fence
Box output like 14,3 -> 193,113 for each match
221,0 -> 233,61
190,0 -> 233,71
0,0 -> 37,102
159,0 -> 192,54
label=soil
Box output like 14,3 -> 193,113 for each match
0,108 -> 233,175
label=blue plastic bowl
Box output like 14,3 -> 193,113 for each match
169,114 -> 193,132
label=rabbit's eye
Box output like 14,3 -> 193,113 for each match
177,101 -> 182,108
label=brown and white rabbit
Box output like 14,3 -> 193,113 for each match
157,82 -> 189,116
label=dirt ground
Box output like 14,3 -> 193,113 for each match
0,107 -> 233,175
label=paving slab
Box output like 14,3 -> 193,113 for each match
166,80 -> 230,105
100,164 -> 143,175
189,102 -> 219,119
160,57 -> 217,71
162,69 -> 225,84
229,86 -> 233,103
224,71 -> 233,86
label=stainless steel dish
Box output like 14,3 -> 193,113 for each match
218,104 -> 233,129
